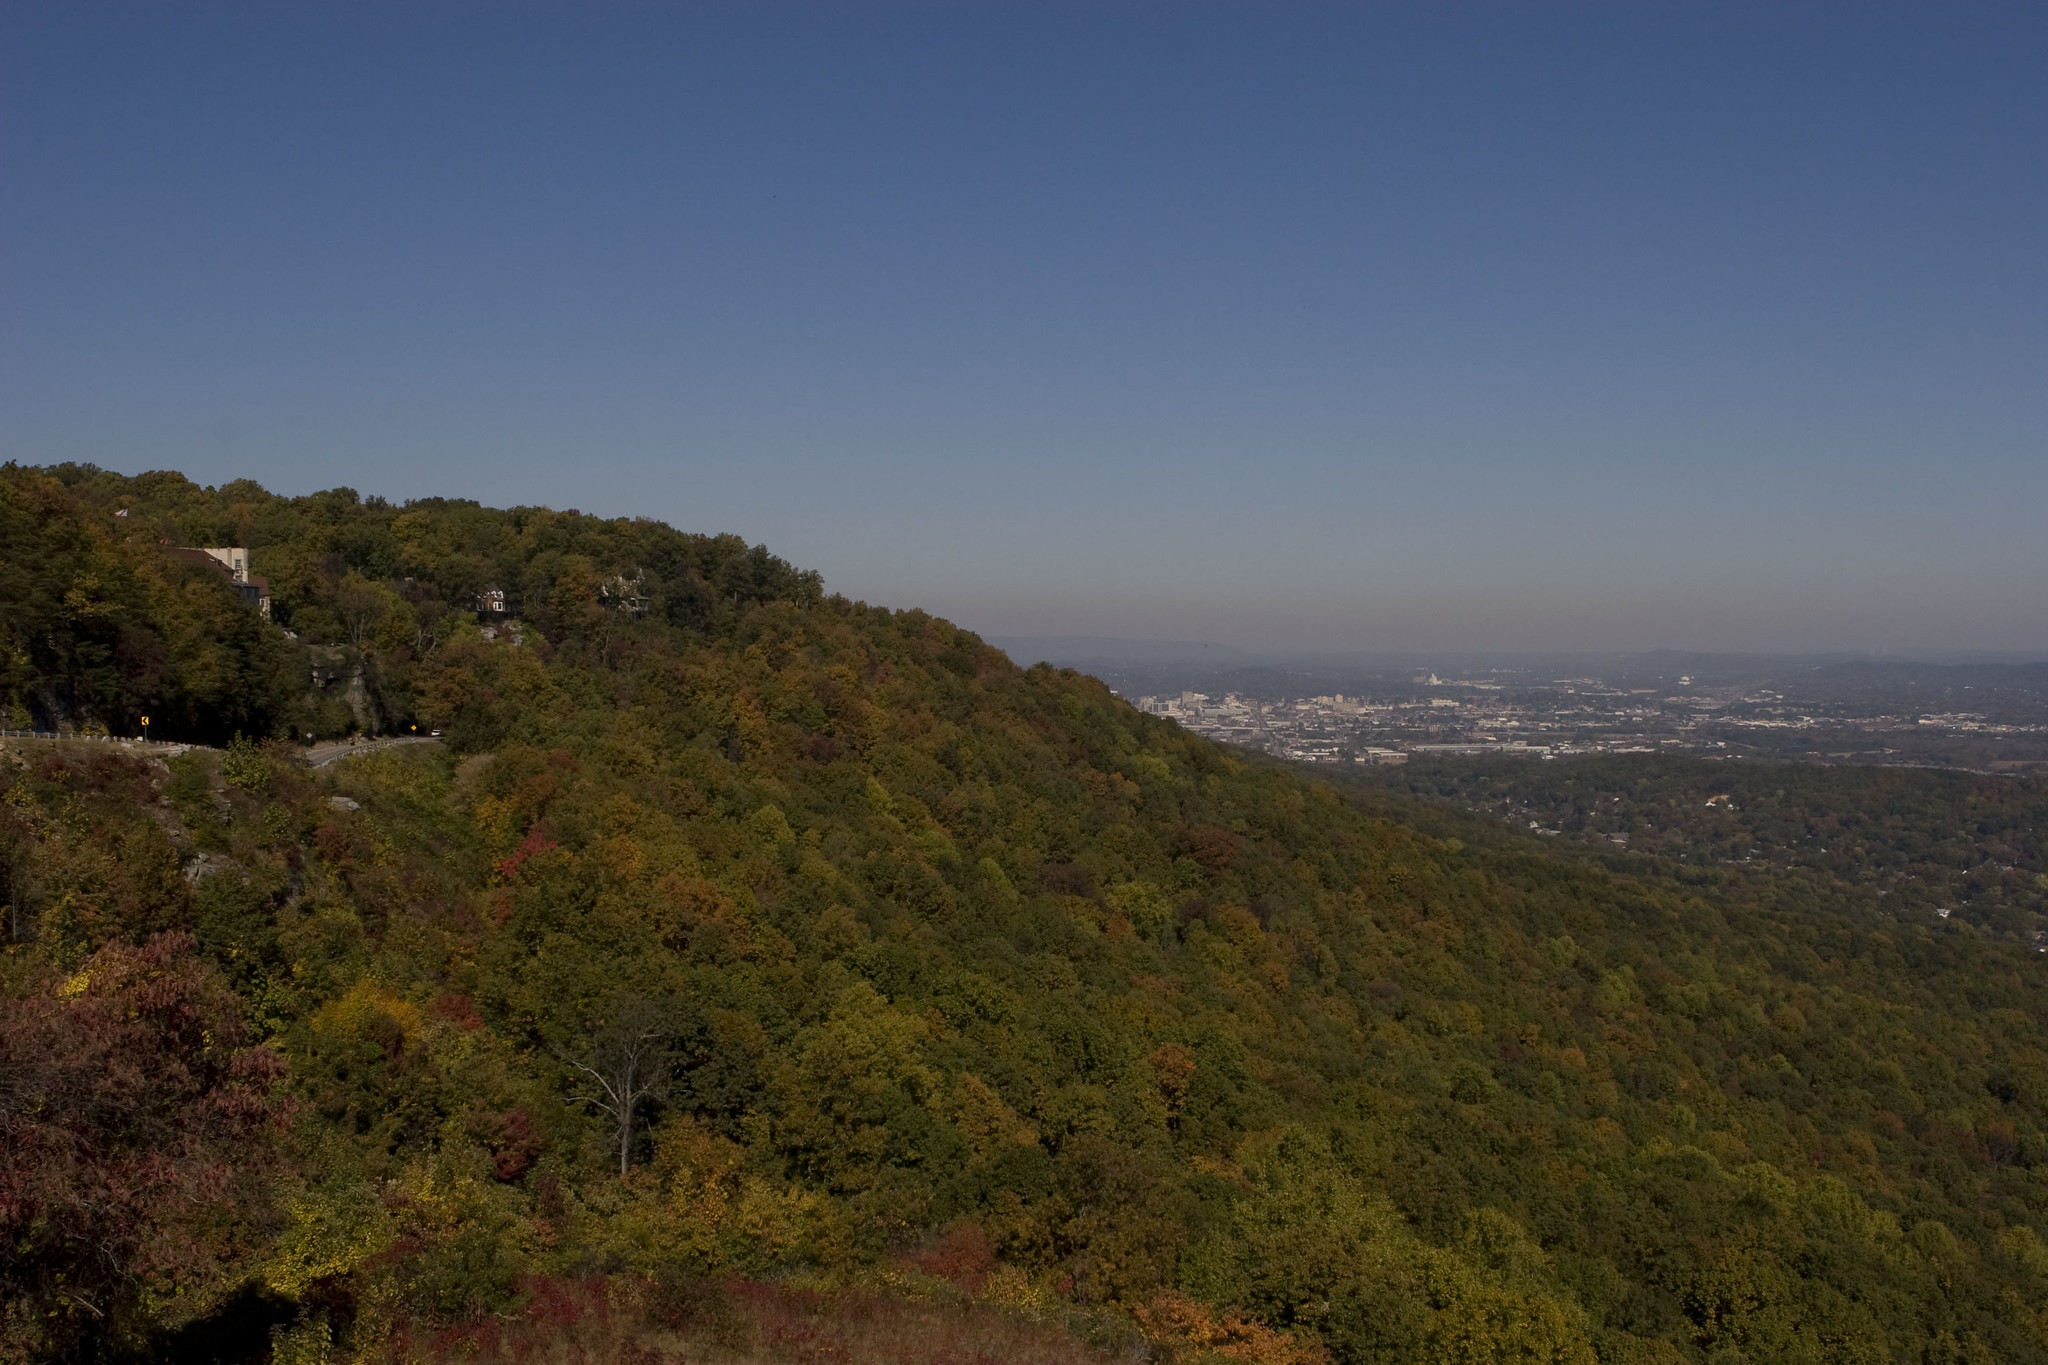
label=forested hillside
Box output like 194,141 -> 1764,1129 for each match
1368,755 -> 2047,948
0,463 -> 815,744
4,464 -> 2047,1365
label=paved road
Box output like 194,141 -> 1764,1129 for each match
0,732 -> 202,754
2,732 -> 442,768
305,736 -> 442,768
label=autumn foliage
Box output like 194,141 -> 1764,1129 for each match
1135,1292 -> 1330,1365
0,932 -> 289,1359
2,466 -> 2045,1364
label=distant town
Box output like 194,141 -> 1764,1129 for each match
1099,659 -> 2048,775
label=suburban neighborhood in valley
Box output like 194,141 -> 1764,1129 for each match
1115,660 -> 2048,773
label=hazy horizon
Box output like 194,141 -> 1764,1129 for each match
984,636 -> 2048,669
5,4 -> 2043,655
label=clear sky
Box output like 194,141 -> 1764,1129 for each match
4,3 -> 2043,655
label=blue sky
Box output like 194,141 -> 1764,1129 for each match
3,3 -> 2043,654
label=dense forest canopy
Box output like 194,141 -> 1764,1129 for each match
3,465 -> 2047,1365
0,462 -> 819,744
1366,754 -> 2047,948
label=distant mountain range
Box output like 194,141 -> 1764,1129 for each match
986,636 -> 1250,666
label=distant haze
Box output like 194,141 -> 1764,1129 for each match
3,5 -> 2043,654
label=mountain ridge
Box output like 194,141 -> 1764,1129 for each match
3,462 -> 2046,1365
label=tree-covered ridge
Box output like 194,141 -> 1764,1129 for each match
0,461 -> 819,742
3,467 -> 2047,1364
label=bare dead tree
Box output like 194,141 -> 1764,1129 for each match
412,597 -> 453,659
557,999 -> 675,1176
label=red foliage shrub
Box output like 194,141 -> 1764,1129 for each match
314,819 -> 352,861
372,1272 -> 1130,1365
1175,826 -> 1243,879
0,932 -> 290,1355
492,1107 -> 545,1182
495,824 -> 560,880
909,1224 -> 999,1294
430,991 -> 486,1030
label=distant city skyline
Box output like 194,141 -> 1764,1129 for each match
4,4 -> 2043,654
